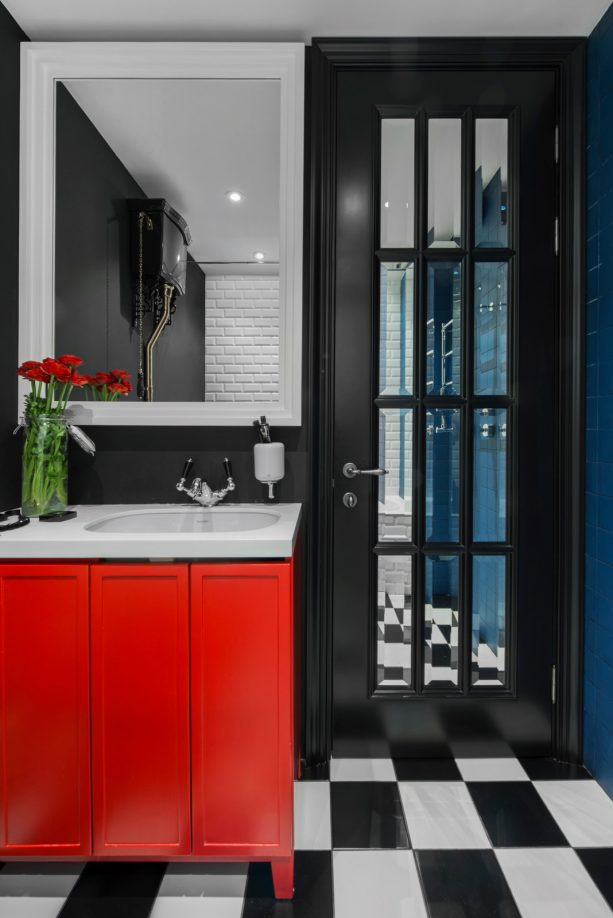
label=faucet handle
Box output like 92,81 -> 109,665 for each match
180,457 -> 194,482
223,457 -> 233,480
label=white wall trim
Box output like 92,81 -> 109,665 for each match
18,42 -> 304,426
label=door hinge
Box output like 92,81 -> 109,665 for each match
554,125 -> 559,164
551,664 -> 557,705
554,217 -> 559,256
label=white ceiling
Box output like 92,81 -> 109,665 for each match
4,0 -> 610,40
64,79 -> 280,266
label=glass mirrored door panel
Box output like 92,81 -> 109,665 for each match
427,119 -> 462,248
380,119 -> 415,248
475,119 -> 509,248
374,110 -> 513,698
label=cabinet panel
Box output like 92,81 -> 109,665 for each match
90,564 -> 190,856
0,563 -> 91,856
191,562 -> 294,856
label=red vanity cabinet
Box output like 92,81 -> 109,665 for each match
0,556 -> 296,898
0,563 -> 91,857
90,564 -> 191,856
190,562 -> 294,895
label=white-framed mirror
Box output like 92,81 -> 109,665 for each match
18,42 -> 304,425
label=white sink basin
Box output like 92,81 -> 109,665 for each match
85,506 -> 281,534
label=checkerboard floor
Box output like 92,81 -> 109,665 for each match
1,757 -> 612,917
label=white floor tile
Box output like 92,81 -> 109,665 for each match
150,898 -> 244,918
398,782 -> 491,849
154,864 -> 248,897
534,780 -> 613,847
496,848 -> 611,918
330,758 -> 396,782
0,901 -> 70,918
150,865 -> 247,918
455,757 -> 530,782
0,865 -> 82,918
333,850 -> 428,918
294,780 -> 332,849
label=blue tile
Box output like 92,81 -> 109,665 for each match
587,332 -> 599,368
599,461 -> 613,497
598,429 -> 613,461
598,494 -> 613,530
600,291 -> 613,327
599,397 -> 613,430
595,558 -> 613,600
587,362 -> 599,397
587,229 -> 600,270
588,201 -> 600,238
587,523 -> 599,560
587,395 -> 599,429
597,361 -> 613,397
588,265 -> 601,301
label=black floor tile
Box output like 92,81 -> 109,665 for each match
58,862 -> 166,918
393,757 -> 462,781
518,757 -> 592,780
242,851 -> 333,918
576,848 -> 613,910
417,849 -> 521,918
331,781 -> 410,849
467,781 -> 569,848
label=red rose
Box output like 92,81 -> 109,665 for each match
25,366 -> 51,383
17,360 -> 42,378
58,354 -> 83,367
110,369 -> 131,380
41,358 -> 72,381
94,372 -> 113,386
108,380 -> 131,395
70,372 -> 90,387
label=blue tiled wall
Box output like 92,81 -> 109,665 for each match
585,1 -> 613,798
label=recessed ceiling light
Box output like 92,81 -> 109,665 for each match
226,190 -> 243,203
384,201 -> 390,208
254,251 -> 265,262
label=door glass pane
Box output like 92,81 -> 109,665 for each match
472,555 -> 507,687
473,408 -> 507,542
426,262 -> 462,395
475,119 -> 509,248
474,262 -> 508,395
428,119 -> 462,248
424,555 -> 460,687
379,408 -> 413,542
380,119 -> 415,248
380,262 -> 414,396
377,554 -> 412,689
425,408 -> 461,542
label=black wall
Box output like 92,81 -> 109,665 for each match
55,83 -> 208,403
0,4 -> 25,508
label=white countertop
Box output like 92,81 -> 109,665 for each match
0,503 -> 302,560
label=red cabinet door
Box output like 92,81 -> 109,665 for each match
90,564 -> 190,856
190,562 -> 294,857
0,563 -> 91,856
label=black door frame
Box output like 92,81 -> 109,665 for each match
304,37 -> 586,766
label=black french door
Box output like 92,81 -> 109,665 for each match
332,68 -> 558,757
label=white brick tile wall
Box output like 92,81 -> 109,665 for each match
205,275 -> 280,402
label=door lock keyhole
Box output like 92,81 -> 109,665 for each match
343,492 -> 358,509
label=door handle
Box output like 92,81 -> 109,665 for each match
342,462 -> 389,479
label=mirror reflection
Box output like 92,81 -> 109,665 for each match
427,119 -> 462,248
54,78 -> 281,403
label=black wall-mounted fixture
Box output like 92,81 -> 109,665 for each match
128,198 -> 191,400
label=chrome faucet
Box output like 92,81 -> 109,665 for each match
176,457 -> 236,507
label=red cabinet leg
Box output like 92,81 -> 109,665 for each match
271,855 -> 294,899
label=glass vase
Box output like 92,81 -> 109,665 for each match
21,415 -> 69,517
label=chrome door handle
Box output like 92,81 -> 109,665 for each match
342,462 -> 389,479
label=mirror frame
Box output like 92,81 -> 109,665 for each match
18,42 -> 304,426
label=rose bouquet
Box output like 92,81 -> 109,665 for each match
17,355 -> 132,516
